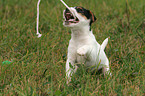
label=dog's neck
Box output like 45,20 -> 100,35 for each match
70,25 -> 91,39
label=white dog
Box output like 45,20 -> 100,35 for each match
63,6 -> 111,84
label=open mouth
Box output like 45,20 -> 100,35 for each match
64,10 -> 79,25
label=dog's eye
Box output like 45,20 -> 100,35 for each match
77,8 -> 84,13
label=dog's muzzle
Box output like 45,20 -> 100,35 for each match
63,8 -> 79,25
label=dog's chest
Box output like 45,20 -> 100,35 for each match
70,37 -> 89,49
69,37 -> 92,63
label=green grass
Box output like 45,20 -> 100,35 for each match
0,0 -> 145,95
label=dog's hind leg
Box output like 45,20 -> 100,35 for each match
66,59 -> 72,84
102,59 -> 111,76
66,59 -> 78,84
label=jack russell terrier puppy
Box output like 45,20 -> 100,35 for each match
63,6 -> 111,84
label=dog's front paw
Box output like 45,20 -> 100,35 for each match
77,46 -> 87,56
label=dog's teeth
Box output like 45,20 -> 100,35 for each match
69,19 -> 74,21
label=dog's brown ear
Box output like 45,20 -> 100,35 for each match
89,11 -> 96,26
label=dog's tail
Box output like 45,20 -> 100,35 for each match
101,38 -> 108,50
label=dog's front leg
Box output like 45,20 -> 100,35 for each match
77,45 -> 91,56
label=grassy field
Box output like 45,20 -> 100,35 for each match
0,0 -> 145,95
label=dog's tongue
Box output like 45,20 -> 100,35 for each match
65,13 -> 72,20
66,15 -> 71,20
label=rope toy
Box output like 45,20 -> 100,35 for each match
60,0 -> 70,10
36,0 -> 73,38
36,0 -> 42,38
60,0 -> 76,19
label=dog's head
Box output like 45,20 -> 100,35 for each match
63,6 -> 96,28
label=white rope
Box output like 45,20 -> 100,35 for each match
36,0 -> 42,38
60,0 -> 76,19
36,0 -> 73,38
60,0 -> 70,10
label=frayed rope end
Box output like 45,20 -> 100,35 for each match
36,0 -> 42,38
37,33 -> 42,38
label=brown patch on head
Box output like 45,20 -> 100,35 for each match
76,6 -> 83,10
75,6 -> 96,26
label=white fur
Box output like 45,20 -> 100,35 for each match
63,7 -> 111,84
